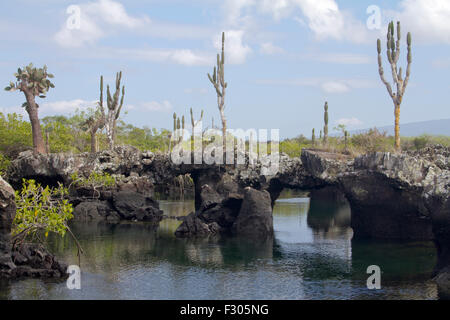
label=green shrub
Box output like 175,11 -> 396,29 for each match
70,171 -> 117,188
412,135 -> 430,150
12,179 -> 74,243
351,128 -> 394,153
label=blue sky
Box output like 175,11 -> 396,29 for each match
0,0 -> 449,138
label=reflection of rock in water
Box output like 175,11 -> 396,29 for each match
184,237 -> 224,266
307,187 -> 352,240
219,236 -> 274,266
350,239 -> 437,281
62,220 -> 276,270
48,222 -> 159,274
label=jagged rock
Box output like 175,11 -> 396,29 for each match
301,149 -> 352,185
232,187 -> 273,238
112,191 -> 163,222
175,212 -> 220,237
11,243 -> 68,279
73,200 -> 121,222
199,184 -> 223,211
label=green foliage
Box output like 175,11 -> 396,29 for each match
116,121 -> 171,152
0,153 -> 11,175
412,135 -> 430,150
280,135 -> 311,157
0,112 -> 33,158
70,171 -> 117,189
12,179 -> 73,242
351,128 -> 395,153
5,63 -> 55,99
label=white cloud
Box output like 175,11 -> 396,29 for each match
223,0 -> 371,44
54,0 -> 150,48
214,30 -> 252,64
303,53 -> 372,64
256,77 -> 375,94
335,117 -> 363,128
388,0 -> 450,44
92,47 -> 213,66
222,0 -> 256,27
260,42 -> 285,55
0,105 -> 27,117
293,0 -> 369,43
321,81 -> 349,94
41,99 -> 97,113
140,100 -> 173,112
1,99 -> 98,117
259,0 -> 293,20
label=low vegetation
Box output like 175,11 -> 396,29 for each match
279,129 -> 450,158
70,171 -> 117,189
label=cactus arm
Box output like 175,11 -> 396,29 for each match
402,32 -> 412,93
115,86 -> 125,120
378,42 -> 395,99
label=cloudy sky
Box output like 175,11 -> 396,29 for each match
0,0 -> 449,138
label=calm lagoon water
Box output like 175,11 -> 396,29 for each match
0,190 -> 438,300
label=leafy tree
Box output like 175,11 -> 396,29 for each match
5,63 -> 55,154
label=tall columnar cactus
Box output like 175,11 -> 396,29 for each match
323,102 -> 329,144
320,130 -> 323,141
101,71 -> 125,150
5,63 -> 55,154
83,76 -> 106,153
190,108 -> 204,152
312,128 -> 316,146
344,130 -> 349,150
173,113 -> 185,144
377,21 -> 412,151
172,112 -> 176,130
208,32 -> 228,153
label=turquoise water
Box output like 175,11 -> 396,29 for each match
0,190 -> 438,300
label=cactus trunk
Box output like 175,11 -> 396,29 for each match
24,92 -> 45,154
394,103 -> 401,150
90,129 -> 97,153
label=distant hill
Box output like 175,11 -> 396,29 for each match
349,119 -> 450,137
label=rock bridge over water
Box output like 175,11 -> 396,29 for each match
3,145 -> 450,296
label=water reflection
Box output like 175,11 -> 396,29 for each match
0,189 -> 439,300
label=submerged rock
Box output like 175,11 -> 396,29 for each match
232,188 -> 273,238
73,200 -> 121,222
